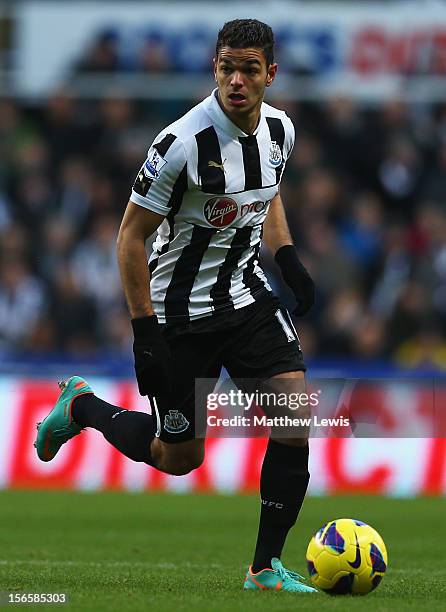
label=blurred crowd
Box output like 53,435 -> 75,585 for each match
71,28 -> 318,76
73,29 -> 211,74
1,91 -> 446,370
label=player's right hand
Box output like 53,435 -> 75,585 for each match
131,315 -> 172,397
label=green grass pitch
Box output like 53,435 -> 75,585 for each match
0,491 -> 445,611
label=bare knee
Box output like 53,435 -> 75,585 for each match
165,453 -> 204,476
151,439 -> 205,475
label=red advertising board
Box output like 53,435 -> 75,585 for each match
0,377 -> 445,496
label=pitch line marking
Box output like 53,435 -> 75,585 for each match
0,560 -> 221,569
0,561 -> 440,576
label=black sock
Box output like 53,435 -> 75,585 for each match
252,440 -> 310,573
72,394 -> 156,465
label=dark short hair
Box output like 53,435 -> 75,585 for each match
215,19 -> 274,67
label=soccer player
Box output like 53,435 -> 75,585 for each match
35,19 -> 317,593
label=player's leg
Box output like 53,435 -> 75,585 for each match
147,324 -> 223,474
252,371 -> 310,572
36,379 -> 206,474
244,372 -> 315,593
34,376 -> 159,465
35,323 -> 222,475
223,297 -> 316,592
150,438 -> 205,476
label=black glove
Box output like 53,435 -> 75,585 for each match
131,315 -> 172,397
275,245 -> 315,316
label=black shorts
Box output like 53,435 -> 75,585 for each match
155,295 -> 306,443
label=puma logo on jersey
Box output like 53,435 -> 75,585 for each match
208,159 -> 226,172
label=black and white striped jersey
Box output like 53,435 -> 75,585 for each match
130,89 -> 294,324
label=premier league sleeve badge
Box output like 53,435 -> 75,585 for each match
143,147 -> 168,179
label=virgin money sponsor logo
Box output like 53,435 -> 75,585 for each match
240,200 -> 269,218
204,197 -> 238,227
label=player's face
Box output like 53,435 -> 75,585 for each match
214,47 -> 277,130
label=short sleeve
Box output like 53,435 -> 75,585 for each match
130,132 -> 187,217
283,115 -> 295,162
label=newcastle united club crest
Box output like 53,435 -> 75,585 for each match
164,410 -> 190,434
269,141 -> 283,167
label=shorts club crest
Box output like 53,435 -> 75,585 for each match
164,410 -> 190,434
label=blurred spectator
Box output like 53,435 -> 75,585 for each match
13,172 -> 54,237
139,34 -> 172,73
85,174 -> 119,222
321,97 -> 367,184
339,192 -> 383,271
70,214 -> 122,312
48,264 -> 99,355
38,218 -> 76,283
387,281 -> 434,348
320,288 -> 364,356
288,132 -> 323,181
299,168 -> 342,221
370,223 -> 412,316
377,136 -> 422,215
58,158 -> 92,230
0,259 -> 46,351
0,99 -> 38,188
412,204 -> 446,317
0,191 -> 11,230
41,91 -> 91,166
305,220 -> 360,299
75,30 -> 119,73
102,309 -> 133,353
421,143 -> 446,203
350,314 -> 388,360
0,223 -> 31,266
94,96 -> 140,182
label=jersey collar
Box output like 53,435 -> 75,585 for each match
205,88 -> 265,138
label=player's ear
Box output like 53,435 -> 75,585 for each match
266,63 -> 278,87
213,57 -> 218,82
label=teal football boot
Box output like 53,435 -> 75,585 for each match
244,557 -> 318,592
34,376 -> 94,462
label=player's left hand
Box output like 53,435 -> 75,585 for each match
274,245 -> 315,316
